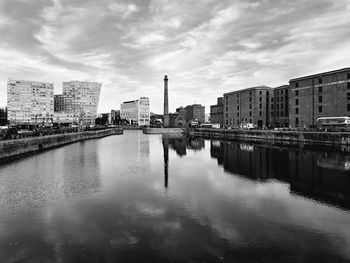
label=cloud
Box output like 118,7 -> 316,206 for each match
0,0 -> 349,113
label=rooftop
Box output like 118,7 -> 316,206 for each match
290,67 -> 350,82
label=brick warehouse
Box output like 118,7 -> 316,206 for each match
223,86 -> 272,128
289,68 -> 350,128
272,85 -> 290,127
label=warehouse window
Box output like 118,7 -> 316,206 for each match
319,106 -> 322,113
295,90 -> 299,96
295,108 -> 299,114
318,78 -> 322,84
295,99 -> 299,105
348,104 -> 350,111
319,96 -> 322,103
347,73 -> 350,79
319,86 -> 322,93
348,83 -> 350,89
295,83 -> 299,88
347,92 -> 350,100
259,111 -> 262,116
295,118 -> 299,125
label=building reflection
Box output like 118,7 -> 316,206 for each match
210,141 -> 350,210
163,136 -> 205,157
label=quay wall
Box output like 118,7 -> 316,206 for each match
144,128 -> 184,134
189,128 -> 350,146
0,128 -> 123,161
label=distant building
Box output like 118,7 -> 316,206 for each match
111,110 -> 120,125
176,106 -> 187,120
150,113 -> 163,126
272,85 -> 290,127
169,113 -> 186,127
0,107 -> 7,125
120,97 -> 150,126
54,94 -> 65,112
53,112 -> 77,125
223,86 -> 272,128
62,81 -> 102,125
7,79 -> 54,125
210,97 -> 223,126
186,104 -> 205,123
289,68 -> 350,128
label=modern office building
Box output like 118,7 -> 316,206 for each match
289,68 -> 350,128
223,86 -> 272,128
272,85 -> 290,127
54,94 -> 65,112
62,81 -> 102,125
7,79 -> 54,125
210,97 -> 224,126
120,97 -> 150,126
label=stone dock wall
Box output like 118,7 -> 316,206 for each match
189,128 -> 350,146
144,128 -> 184,134
0,128 -> 123,161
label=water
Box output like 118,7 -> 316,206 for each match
0,130 -> 349,263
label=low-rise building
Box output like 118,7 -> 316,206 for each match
223,86 -> 272,128
53,112 -> 77,125
0,107 -> 7,125
210,97 -> 223,126
169,113 -> 186,127
120,97 -> 150,126
289,68 -> 350,128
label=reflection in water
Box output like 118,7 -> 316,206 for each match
0,131 -> 349,262
210,141 -> 350,210
162,138 -> 169,189
165,136 -> 205,157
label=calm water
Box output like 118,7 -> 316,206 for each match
0,130 -> 350,263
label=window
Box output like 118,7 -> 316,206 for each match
249,111 -> 252,116
249,104 -> 252,109
295,99 -> 299,105
237,106 -> 239,110
319,106 -> 322,113
296,83 -> 299,88
347,92 -> 350,100
296,90 -> 299,96
237,94 -> 239,98
266,91 -> 269,96
347,73 -> 350,79
259,97 -> 262,102
259,104 -> 262,109
237,112 -> 239,117
277,91 -> 279,95
348,83 -> 350,89
226,113 -> 228,117
296,117 -> 299,125
259,111 -> 262,116
318,78 -> 322,84
319,86 -> 322,93
277,112 -> 279,117
348,104 -> 350,111
260,91 -> 262,95
319,96 -> 322,103
295,108 -> 299,114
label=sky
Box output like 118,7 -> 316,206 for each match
0,0 -> 350,114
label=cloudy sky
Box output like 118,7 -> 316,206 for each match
0,0 -> 349,113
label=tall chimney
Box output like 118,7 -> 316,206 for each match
163,75 -> 169,115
